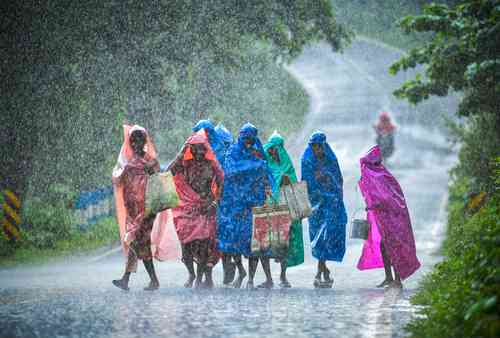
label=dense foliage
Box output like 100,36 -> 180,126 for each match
0,1 -> 349,261
389,1 -> 500,337
407,175 -> 500,338
332,0 -> 459,49
1,0 -> 349,197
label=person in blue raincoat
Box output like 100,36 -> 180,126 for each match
217,122 -> 274,289
193,119 -> 226,166
301,131 -> 347,288
214,122 -> 244,286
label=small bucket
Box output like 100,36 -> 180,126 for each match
350,209 -> 369,240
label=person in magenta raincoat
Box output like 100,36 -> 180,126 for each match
357,145 -> 420,288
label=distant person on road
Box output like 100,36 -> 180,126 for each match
357,145 -> 420,288
301,131 -> 347,288
217,122 -> 274,289
374,111 -> 396,160
112,124 -> 161,291
170,131 -> 224,289
263,131 -> 305,288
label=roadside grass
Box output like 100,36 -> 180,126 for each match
0,217 -> 119,268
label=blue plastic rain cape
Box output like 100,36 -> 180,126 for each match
215,123 -> 233,145
217,123 -> 273,256
193,120 -> 226,166
301,131 -> 347,262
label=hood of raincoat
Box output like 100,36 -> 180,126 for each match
113,124 -> 157,179
223,122 -> 267,178
263,131 -> 297,199
215,123 -> 233,144
192,119 -> 225,165
301,131 -> 343,203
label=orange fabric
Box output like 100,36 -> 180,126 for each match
178,131 -> 219,197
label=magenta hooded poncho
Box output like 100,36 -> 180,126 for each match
357,145 -> 420,280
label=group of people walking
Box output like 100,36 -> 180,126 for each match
111,116 -> 420,291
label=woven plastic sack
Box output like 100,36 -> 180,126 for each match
251,204 -> 291,257
145,172 -> 179,218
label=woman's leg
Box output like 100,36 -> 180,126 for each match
280,260 -> 291,288
143,259 -> 160,291
377,241 -> 394,287
247,256 -> 259,288
257,257 -> 273,288
181,244 -> 196,288
194,240 -> 209,289
389,268 -> 403,288
222,254 -> 236,285
314,261 -> 322,287
232,254 -> 247,288
322,261 -> 333,284
112,245 -> 137,290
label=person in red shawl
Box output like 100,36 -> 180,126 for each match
170,131 -> 224,289
374,111 -> 396,160
112,124 -> 161,291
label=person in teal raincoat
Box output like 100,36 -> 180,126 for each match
263,131 -> 305,288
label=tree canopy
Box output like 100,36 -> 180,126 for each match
390,0 -> 500,118
390,0 -> 500,192
1,1 -> 350,197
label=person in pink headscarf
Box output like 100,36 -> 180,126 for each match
112,124 -> 161,291
170,131 -> 224,289
374,111 -> 396,160
357,145 -> 420,288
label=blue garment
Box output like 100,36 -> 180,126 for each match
215,123 -> 233,145
301,131 -> 347,262
193,119 -> 226,166
217,123 -> 273,256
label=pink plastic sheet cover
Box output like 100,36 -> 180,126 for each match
150,209 -> 181,261
172,132 -> 224,244
113,124 -> 177,261
356,145 -> 420,280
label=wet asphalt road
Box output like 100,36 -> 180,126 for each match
0,39 -> 457,338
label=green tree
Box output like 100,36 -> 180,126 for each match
1,1 -> 351,197
390,0 -> 500,190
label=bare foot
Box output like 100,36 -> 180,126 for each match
323,270 -> 334,285
204,278 -> 214,289
257,280 -> 274,289
144,281 -> 159,291
223,262 -> 236,285
279,279 -> 292,288
184,274 -> 196,288
232,271 -> 247,289
313,274 -> 322,288
376,279 -> 393,288
194,276 -> 203,289
387,280 -> 403,289
112,279 -> 129,291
